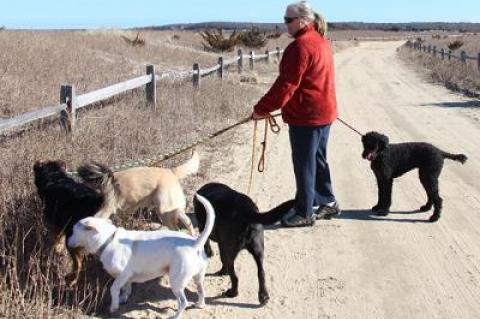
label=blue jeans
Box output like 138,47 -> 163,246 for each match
289,124 -> 335,218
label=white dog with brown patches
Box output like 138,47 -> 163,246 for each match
67,193 -> 215,319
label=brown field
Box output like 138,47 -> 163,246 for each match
397,33 -> 480,94
0,30 -> 293,118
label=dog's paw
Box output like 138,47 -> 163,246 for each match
259,291 -> 270,306
223,288 -> 238,298
420,204 -> 432,212
371,205 -> 379,212
428,214 -> 440,222
375,210 -> 389,217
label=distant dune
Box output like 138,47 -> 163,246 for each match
140,21 -> 480,32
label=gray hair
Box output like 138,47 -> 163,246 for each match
287,1 -> 328,36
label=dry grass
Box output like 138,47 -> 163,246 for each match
398,33 -> 480,94
0,77 -> 269,317
0,30 -> 292,118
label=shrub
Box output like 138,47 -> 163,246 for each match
199,28 -> 242,52
121,32 -> 145,47
448,40 -> 464,51
240,27 -> 269,48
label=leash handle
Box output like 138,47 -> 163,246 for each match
267,115 -> 281,134
257,118 -> 267,173
247,120 -> 258,194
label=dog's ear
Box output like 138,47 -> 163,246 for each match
80,219 -> 99,232
33,160 -> 43,170
377,133 -> 389,150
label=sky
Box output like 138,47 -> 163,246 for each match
1,0 -> 479,29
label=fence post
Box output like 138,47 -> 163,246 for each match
478,53 -> 480,72
193,63 -> 200,88
146,64 -> 156,109
59,85 -> 76,135
460,51 -> 467,64
428,45 -> 431,53
250,51 -> 255,70
276,46 -> 281,59
217,57 -> 224,79
237,49 -> 243,74
433,46 -> 436,57
448,50 -> 451,61
265,50 -> 270,63
440,48 -> 445,60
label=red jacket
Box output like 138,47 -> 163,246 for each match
254,25 -> 337,126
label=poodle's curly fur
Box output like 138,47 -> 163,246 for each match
361,131 -> 467,222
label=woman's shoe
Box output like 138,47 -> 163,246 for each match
314,202 -> 341,220
282,213 -> 315,227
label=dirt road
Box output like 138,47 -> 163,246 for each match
123,41 -> 480,319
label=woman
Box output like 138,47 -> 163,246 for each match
252,1 -> 340,227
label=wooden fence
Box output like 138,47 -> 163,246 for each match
0,47 -> 284,135
406,41 -> 480,72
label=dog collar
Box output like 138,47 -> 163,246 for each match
95,230 -> 117,257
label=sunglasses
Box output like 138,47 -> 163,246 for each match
284,16 -> 299,24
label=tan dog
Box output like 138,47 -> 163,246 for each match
77,151 -> 199,235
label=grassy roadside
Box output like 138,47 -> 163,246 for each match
397,34 -> 480,96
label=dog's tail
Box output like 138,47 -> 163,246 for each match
442,152 -> 468,164
193,193 -> 215,252
246,200 -> 295,225
172,149 -> 200,179
77,162 -> 116,218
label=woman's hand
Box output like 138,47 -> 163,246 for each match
251,111 -> 269,120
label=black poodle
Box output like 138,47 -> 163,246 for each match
33,160 -> 104,286
194,182 -> 294,305
361,131 -> 467,222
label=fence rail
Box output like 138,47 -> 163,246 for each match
0,47 -> 284,135
406,41 -> 480,72
0,104 -> 66,132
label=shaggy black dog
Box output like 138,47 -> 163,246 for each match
194,182 -> 294,305
361,131 -> 467,222
33,160 -> 104,286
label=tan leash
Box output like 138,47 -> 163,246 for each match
247,113 -> 281,194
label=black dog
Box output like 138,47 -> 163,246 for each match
193,182 -> 294,305
33,160 -> 104,286
361,131 -> 467,222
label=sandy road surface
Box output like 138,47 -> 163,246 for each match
122,41 -> 480,319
